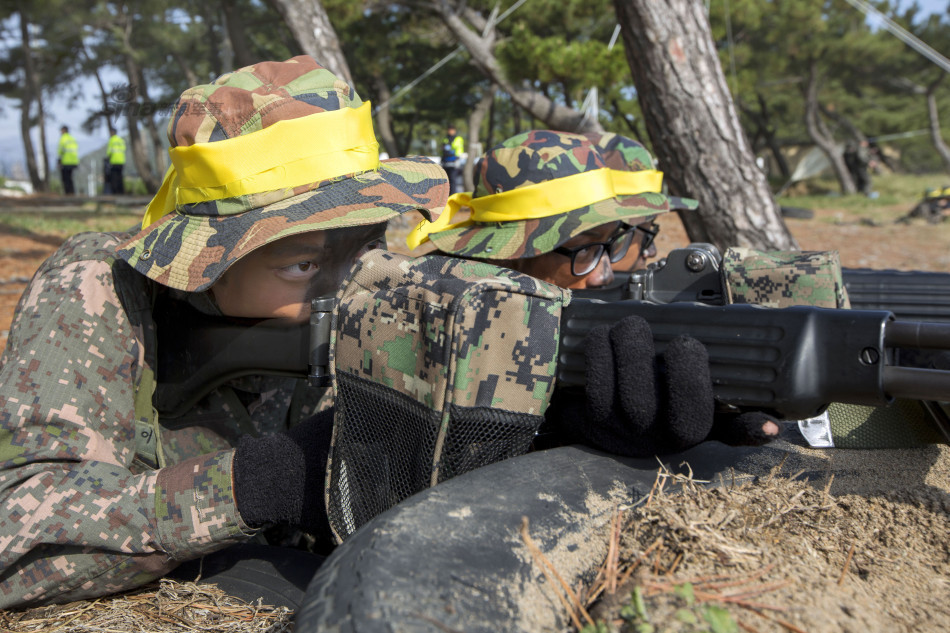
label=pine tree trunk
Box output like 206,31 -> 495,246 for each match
927,75 -> 950,174
613,0 -> 795,250
464,87 -> 496,191
220,0 -> 256,69
267,0 -> 353,87
121,55 -> 161,193
36,92 -> 50,191
434,2 -> 603,134
18,10 -> 45,192
803,62 -> 855,195
112,9 -> 161,193
371,74 -> 401,158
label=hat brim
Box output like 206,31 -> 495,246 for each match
429,192 -> 697,260
116,156 -> 448,292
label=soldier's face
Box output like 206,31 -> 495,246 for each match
610,220 -> 658,275
506,223 -> 621,290
505,220 -> 658,289
211,224 -> 386,322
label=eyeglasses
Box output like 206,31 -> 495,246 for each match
553,221 -> 661,277
635,221 -> 660,252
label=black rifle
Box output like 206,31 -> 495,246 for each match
155,247 -> 950,426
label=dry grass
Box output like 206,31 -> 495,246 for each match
520,463 -> 950,633
0,579 -> 294,633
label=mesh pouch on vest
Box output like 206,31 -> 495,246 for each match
325,250 -> 569,541
722,247 -> 945,448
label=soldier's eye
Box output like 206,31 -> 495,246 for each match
278,261 -> 321,280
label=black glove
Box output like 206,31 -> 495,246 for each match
233,408 -> 334,540
550,315 -> 776,457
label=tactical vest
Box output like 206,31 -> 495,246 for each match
325,250 -> 568,542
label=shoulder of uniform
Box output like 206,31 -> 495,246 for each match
38,230 -> 136,274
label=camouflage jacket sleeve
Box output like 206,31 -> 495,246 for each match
0,233 -> 254,608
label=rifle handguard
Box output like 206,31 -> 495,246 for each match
155,291 -> 950,423
558,299 -> 950,420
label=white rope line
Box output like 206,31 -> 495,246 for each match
842,0 -> 950,74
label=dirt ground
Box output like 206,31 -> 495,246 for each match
0,198 -> 948,631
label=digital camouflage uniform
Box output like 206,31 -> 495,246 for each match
0,56 -> 447,608
0,231 -> 325,606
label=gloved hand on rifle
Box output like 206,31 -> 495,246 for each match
232,408 -> 334,543
548,315 -> 779,458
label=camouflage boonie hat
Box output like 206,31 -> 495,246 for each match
425,130 -> 697,260
117,55 -> 448,292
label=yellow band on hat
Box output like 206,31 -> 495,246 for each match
141,102 -> 380,228
407,167 -> 664,250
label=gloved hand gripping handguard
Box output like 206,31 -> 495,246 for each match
551,315 -> 775,457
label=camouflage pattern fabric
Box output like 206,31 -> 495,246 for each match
325,249 -> 569,541
722,247 -> 850,309
115,56 -> 447,292
428,130 -> 697,260
0,232 -> 324,607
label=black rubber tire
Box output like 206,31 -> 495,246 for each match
780,205 -> 814,219
167,542 -> 325,610
295,442 -> 765,632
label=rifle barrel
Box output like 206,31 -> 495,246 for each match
883,366 -> 950,402
884,321 -> 950,349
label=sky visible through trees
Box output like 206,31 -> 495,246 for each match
0,0 -> 946,182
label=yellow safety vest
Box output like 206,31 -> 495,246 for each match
58,133 -> 79,166
107,135 -> 127,166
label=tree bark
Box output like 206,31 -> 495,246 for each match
36,89 -> 50,190
266,0 -> 353,86
18,9 -> 46,192
114,7 -> 162,193
220,0 -> 256,69
433,2 -> 603,134
803,61 -> 855,195
926,74 -> 950,174
121,54 -> 161,193
200,4 -> 226,76
613,0 -> 795,251
170,50 -> 199,88
739,93 -> 790,180
371,74 -> 401,157
118,63 -> 159,192
464,86 -> 496,191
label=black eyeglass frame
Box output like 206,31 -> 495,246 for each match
634,221 -> 660,252
552,221 -> 660,277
